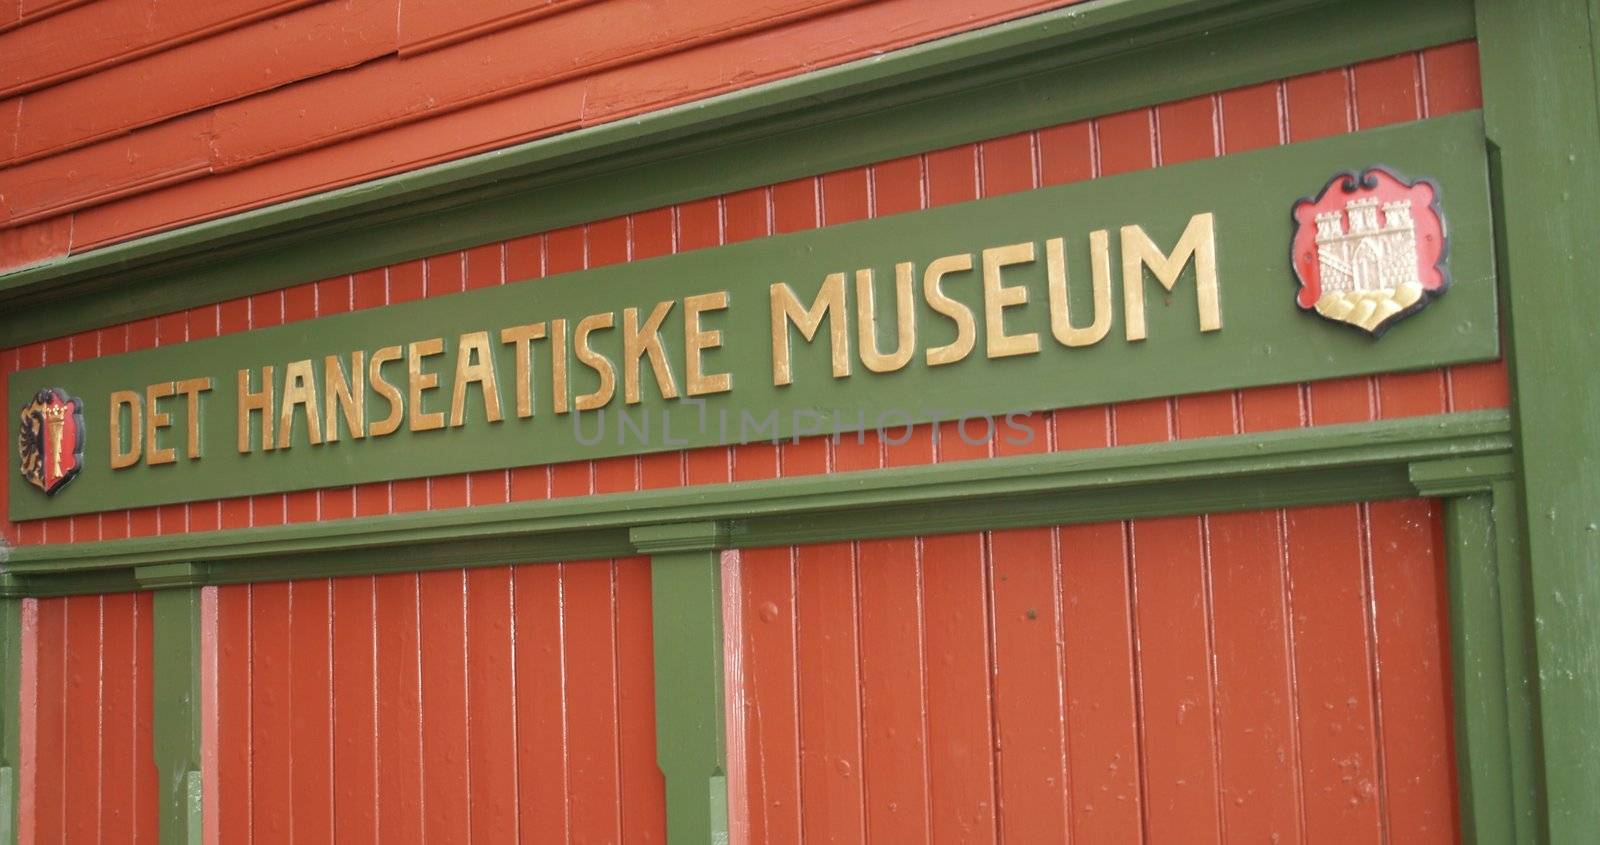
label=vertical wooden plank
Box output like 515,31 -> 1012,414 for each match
795,541 -> 865,841
738,545 -> 801,844
29,598 -> 62,842
1207,510 -> 1304,842
1129,516 -> 1223,843
1059,521 -> 1144,841
374,573 -> 424,845
289,580 -> 333,841
63,595 -> 102,842
1368,500 -> 1458,842
564,559 -> 623,841
513,563 -> 571,842
856,537 -> 931,842
214,586 -> 252,843
134,591 -> 157,843
418,569 -> 470,841
332,575 -> 378,843
1285,504 -> 1385,841
466,566 -> 519,841
988,527 -> 1069,842
920,532 -> 998,843
100,593 -> 137,839
465,243 -> 503,289
249,582 -> 291,842
425,252 -> 465,297
615,555 -> 668,843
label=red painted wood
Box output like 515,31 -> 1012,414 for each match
1058,521 -> 1142,840
465,566 -> 519,840
739,545 -> 802,843
1207,510 -> 1304,841
372,573 -> 425,844
560,559 -> 624,840
20,593 -> 157,843
917,531 -> 1000,841
856,537 -> 932,842
512,563 -> 572,841
331,575 -> 379,842
1285,504 -> 1387,839
795,541 -> 866,840
1368,499 -> 1459,842
989,526 -> 1069,842
734,504 -> 1458,839
210,559 -> 664,841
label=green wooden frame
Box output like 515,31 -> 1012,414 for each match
2,0 -> 1588,841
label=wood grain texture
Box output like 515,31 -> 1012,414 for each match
210,558 -> 664,842
734,504 -> 1459,842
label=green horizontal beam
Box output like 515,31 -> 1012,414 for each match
0,0 -> 1472,345
0,410 -> 1511,594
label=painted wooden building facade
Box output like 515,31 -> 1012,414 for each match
0,0 -> 1595,842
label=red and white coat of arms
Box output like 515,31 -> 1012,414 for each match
1291,166 -> 1449,336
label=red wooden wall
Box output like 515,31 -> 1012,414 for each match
734,501 -> 1458,842
207,557 -> 665,843
0,21 -> 1498,844
0,0 -> 1084,270
16,593 -> 158,844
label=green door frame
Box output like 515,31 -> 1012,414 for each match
2,0 -> 1595,841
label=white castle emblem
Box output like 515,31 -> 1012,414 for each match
1314,197 -> 1419,294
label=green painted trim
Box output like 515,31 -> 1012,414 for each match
0,0 -> 1472,346
11,110 -> 1500,523
0,411 -> 1510,591
635,526 -> 729,845
1490,478 -> 1542,843
0,593 -> 18,845
149,587 -> 203,844
1445,494 -> 1517,843
1475,1 -> 1600,838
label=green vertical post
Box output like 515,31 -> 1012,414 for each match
1441,492 -> 1539,844
137,564 -> 205,845
0,576 -> 21,845
632,523 -> 729,845
1476,1 -> 1600,839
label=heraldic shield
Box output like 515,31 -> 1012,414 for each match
1290,166 -> 1449,336
18,387 -> 85,496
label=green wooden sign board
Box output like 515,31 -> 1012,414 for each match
9,112 -> 1496,520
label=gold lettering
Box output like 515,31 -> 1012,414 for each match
551,319 -> 569,415
324,353 -> 365,443
574,314 -> 617,412
237,367 -> 274,453
770,275 -> 848,386
923,254 -> 976,366
685,291 -> 732,396
623,302 -> 679,404
982,242 -> 1040,358
855,264 -> 916,373
146,382 -> 178,466
1121,212 -> 1220,341
367,346 -> 404,437
1046,233 -> 1113,348
451,331 -> 503,426
407,339 -> 446,431
174,377 -> 212,460
109,390 -> 142,469
277,359 -> 323,449
500,322 -> 546,418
